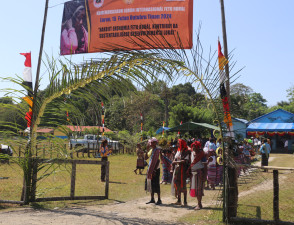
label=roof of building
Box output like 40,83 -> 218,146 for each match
247,109 -> 294,131
66,125 -> 112,133
36,128 -> 54,133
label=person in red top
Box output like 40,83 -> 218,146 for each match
188,141 -> 205,210
171,139 -> 190,206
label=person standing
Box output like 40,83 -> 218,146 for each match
171,139 -> 190,206
188,141 -> 205,210
100,139 -> 111,182
134,143 -> 145,175
145,137 -> 162,205
206,149 -> 217,190
284,139 -> 289,153
259,139 -> 270,172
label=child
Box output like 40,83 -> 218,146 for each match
134,143 -> 145,175
206,149 -> 216,190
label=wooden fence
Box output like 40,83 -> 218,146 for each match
0,159 -> 109,204
14,142 -> 134,159
230,165 -> 294,225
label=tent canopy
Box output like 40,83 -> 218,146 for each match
247,123 -> 294,132
155,127 -> 170,134
167,122 -> 220,132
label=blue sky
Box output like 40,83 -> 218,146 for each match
1,0 -> 293,106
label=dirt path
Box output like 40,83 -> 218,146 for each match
0,195 -> 208,225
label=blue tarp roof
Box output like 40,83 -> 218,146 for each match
247,123 -> 294,131
155,127 -> 170,134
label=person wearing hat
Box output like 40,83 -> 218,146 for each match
60,1 -> 88,55
145,137 -> 162,205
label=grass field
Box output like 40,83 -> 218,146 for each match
1,153 -> 294,224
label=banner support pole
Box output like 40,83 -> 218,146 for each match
34,0 -> 49,96
220,0 -> 231,223
220,0 -> 230,106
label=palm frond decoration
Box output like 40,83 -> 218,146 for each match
0,25 -> 243,204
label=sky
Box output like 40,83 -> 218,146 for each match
0,0 -> 293,107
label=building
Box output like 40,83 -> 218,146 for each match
246,109 -> 294,153
229,118 -> 248,141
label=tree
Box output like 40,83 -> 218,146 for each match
287,85 -> 294,103
243,92 -> 267,120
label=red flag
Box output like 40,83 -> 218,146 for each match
20,53 -> 32,67
20,52 -> 33,96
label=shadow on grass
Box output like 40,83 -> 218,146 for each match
237,204 -> 261,219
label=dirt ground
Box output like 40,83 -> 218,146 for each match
0,195 -> 205,225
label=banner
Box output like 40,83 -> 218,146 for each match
60,0 -> 193,55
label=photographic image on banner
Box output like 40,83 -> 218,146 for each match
60,0 -> 193,55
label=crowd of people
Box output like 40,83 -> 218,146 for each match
132,137 -> 224,210
97,135 -> 272,209
133,136 -> 272,210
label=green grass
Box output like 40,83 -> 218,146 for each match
236,153 -> 294,222
1,153 -> 294,224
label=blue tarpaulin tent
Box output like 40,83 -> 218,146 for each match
156,127 -> 170,134
246,109 -> 294,152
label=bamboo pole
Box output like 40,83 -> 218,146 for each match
219,0 -> 230,106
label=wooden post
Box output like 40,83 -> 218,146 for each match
219,0 -> 231,105
70,161 -> 76,199
33,0 -> 49,96
105,161 -> 109,199
70,143 -> 73,159
273,170 -> 279,221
